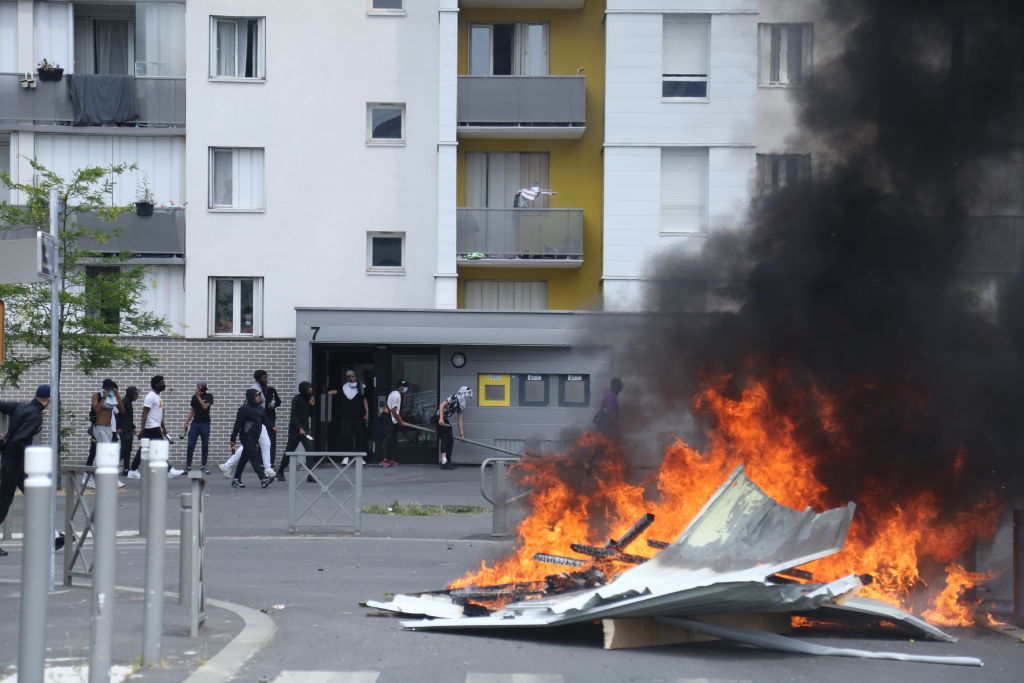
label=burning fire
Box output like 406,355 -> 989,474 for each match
451,375 -> 1001,625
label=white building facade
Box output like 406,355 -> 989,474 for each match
602,0 -> 759,311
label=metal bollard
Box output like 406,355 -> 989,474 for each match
1014,509 -> 1024,620
142,440 -> 168,666
138,438 -> 150,537
90,443 -> 119,683
179,492 -> 192,606
19,446 -> 52,683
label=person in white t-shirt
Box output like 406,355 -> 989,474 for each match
126,375 -> 176,479
378,379 -> 408,468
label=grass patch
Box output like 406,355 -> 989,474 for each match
362,500 -> 492,516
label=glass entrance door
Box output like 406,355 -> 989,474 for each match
376,349 -> 439,464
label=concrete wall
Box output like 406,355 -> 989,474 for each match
0,337 -> 295,467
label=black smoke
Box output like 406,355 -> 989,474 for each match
596,0 -> 1024,512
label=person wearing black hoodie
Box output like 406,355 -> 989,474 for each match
278,381 -> 316,481
229,388 -> 273,489
116,386 -> 139,476
0,385 -> 50,556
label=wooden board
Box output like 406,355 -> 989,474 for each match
603,613 -> 791,650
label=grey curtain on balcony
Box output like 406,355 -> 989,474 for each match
67,74 -> 139,126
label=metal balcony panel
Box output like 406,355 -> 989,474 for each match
461,1 -> 585,8
457,207 -> 583,267
458,76 -> 585,139
0,74 -> 184,129
1,209 -> 184,258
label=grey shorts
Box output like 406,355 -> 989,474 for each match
93,425 -> 115,443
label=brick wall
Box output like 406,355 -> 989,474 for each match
0,337 -> 297,467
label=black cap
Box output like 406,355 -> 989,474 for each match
397,379 -> 409,387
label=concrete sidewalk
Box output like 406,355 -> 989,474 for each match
0,463 -> 508,681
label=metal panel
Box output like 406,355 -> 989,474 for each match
2,208 -> 184,256
0,74 -> 185,128
457,208 -> 583,260
458,76 -> 585,128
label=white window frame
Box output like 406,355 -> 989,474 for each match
759,23 -> 812,86
756,153 -> 812,193
208,147 -> 265,211
209,16 -> 266,81
662,15 -> 710,101
368,0 -> 405,15
366,103 -> 406,145
367,231 -> 406,273
660,148 -> 708,234
208,276 -> 262,337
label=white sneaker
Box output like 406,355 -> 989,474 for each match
342,457 -> 350,466
168,467 -> 185,478
219,463 -> 231,478
264,468 -> 275,478
117,480 -> 125,488
126,470 -> 141,479
85,478 -> 97,489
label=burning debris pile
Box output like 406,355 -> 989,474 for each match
367,468 -> 981,667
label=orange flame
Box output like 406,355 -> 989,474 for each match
452,376 -> 1001,625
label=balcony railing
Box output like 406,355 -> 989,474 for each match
457,208 -> 583,265
458,75 -> 585,138
0,74 -> 185,128
461,1 -> 586,8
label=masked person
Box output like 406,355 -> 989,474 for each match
436,386 -> 472,470
337,370 -> 369,462
116,386 -> 140,476
277,381 -> 317,481
379,379 -> 409,468
0,386 -> 55,557
228,389 -> 274,489
182,382 -> 214,474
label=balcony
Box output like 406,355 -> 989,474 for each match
2,209 -> 185,260
457,208 -> 583,267
458,75 -> 585,139
0,74 -> 185,130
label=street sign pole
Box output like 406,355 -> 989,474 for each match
49,188 -> 60,589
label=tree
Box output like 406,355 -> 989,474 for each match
0,159 -> 169,449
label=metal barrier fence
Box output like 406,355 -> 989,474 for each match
287,451 -> 366,533
480,457 -> 527,537
61,464 -> 97,585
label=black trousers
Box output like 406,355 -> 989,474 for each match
0,448 -> 25,526
233,436 -> 266,480
437,424 -> 454,461
380,417 -> 399,463
119,432 -> 134,473
131,428 -> 165,470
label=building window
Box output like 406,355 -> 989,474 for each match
756,154 -> 811,193
209,147 -> 265,210
661,148 -> 708,233
367,232 -> 405,271
369,0 -> 403,11
210,16 -> 265,80
558,375 -> 590,407
367,103 -> 405,143
469,22 -> 548,76
663,15 -> 709,98
209,277 -> 261,336
759,24 -> 811,86
478,374 -> 511,407
464,281 -> 548,310
465,152 -> 550,209
85,266 -> 121,332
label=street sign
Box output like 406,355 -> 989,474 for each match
37,231 -> 57,279
0,234 -> 57,284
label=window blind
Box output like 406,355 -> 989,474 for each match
661,148 -> 708,231
663,15 -> 709,76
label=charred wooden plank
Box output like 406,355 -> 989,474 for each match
610,551 -> 650,565
646,539 -> 670,550
545,567 -> 607,594
533,553 -> 587,568
776,567 -> 814,581
610,513 -> 655,550
570,543 -> 617,558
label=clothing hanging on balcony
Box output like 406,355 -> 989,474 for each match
67,74 -> 139,126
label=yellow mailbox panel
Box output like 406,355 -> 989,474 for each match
478,374 -> 511,407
